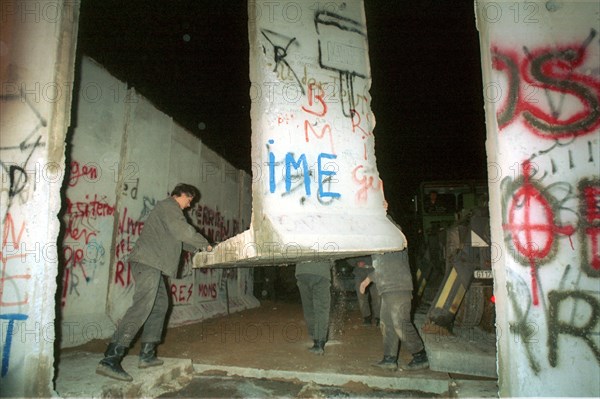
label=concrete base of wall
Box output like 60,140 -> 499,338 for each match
423,323 -> 498,378
169,294 -> 260,326
55,351 -> 194,398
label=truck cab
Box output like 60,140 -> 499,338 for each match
410,180 -> 496,377
412,180 -> 489,293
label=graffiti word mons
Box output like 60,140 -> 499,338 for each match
267,140 -> 340,198
198,282 -> 218,299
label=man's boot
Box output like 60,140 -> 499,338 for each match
139,342 -> 164,368
372,355 -> 398,370
362,316 -> 372,325
96,343 -> 133,381
405,349 -> 429,370
309,340 -> 326,355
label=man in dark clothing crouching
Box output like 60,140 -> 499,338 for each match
96,183 -> 212,381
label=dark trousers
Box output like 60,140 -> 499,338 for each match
296,274 -> 331,342
380,290 -> 424,357
111,262 -> 169,346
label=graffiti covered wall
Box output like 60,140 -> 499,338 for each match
60,57 -> 257,347
60,57 -> 127,342
0,1 -> 79,396
476,1 -> 599,395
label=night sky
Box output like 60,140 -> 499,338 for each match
77,0 -> 488,217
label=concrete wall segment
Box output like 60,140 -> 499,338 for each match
56,58 -> 256,346
1,2 -> 253,395
1,0 -> 80,396
195,0 -> 404,268
476,1 -> 600,396
61,57 -> 126,330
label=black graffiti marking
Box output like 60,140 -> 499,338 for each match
314,11 -> 366,45
274,161 -> 338,205
1,87 -> 48,221
523,29 -> 599,135
492,50 -> 521,128
280,169 -> 313,198
507,278 -> 542,374
0,92 -> 48,127
0,136 -> 43,199
533,136 -> 575,158
260,29 -> 305,95
314,11 -> 368,119
0,90 -> 48,152
558,264 -> 572,291
340,71 -> 357,119
68,269 -> 81,297
0,135 -> 46,151
530,136 -> 577,174
557,265 -> 586,327
547,290 -> 600,367
1,135 -> 44,224
7,165 -> 27,198
528,136 -> 596,179
317,174 -> 338,206
568,149 -> 574,169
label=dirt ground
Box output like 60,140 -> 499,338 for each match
62,292 -> 434,378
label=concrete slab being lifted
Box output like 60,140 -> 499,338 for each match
194,212 -> 405,267
194,0 -> 405,268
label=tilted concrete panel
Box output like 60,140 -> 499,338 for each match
195,0 -> 405,268
476,0 -> 600,396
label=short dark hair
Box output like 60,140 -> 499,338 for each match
171,183 -> 200,199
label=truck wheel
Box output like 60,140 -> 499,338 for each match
455,283 -> 485,327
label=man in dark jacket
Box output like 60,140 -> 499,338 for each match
96,183 -> 211,381
360,216 -> 429,371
